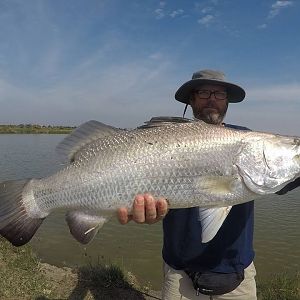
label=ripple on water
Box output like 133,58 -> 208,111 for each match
1,134 -> 300,289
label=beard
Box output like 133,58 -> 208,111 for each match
192,106 -> 227,125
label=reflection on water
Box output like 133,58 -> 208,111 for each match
33,215 -> 164,289
254,191 -> 300,280
0,134 -> 299,290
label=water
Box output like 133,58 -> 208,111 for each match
0,134 -> 299,290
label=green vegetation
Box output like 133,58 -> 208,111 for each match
0,237 -> 299,299
0,238 -> 157,299
69,262 -> 155,299
257,272 -> 300,300
0,238 -> 53,299
0,124 -> 75,134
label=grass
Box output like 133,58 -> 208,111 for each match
68,262 -> 153,299
257,272 -> 300,300
0,237 -> 299,299
0,237 -> 53,299
0,238 -> 156,299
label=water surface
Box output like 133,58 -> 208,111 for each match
0,134 -> 299,290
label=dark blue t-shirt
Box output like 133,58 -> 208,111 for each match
162,124 -> 255,274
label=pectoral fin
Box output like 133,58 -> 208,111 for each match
66,211 -> 108,244
198,206 -> 232,243
196,176 -> 241,195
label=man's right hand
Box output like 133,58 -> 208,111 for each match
117,194 -> 168,225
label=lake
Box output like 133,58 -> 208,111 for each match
0,134 -> 299,290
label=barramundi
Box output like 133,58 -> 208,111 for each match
0,117 -> 300,246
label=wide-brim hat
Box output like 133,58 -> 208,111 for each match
175,69 -> 245,104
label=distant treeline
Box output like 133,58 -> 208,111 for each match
0,124 -> 76,134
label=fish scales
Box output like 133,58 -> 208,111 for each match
1,118 -> 300,246
26,122 -> 249,214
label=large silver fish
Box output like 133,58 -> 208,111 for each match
0,117 -> 300,246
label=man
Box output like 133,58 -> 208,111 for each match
118,69 -> 257,299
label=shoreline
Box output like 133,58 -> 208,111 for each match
0,237 -> 161,299
39,262 -> 162,299
0,238 -> 299,299
0,125 -> 75,134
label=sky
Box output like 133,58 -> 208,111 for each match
0,0 -> 299,135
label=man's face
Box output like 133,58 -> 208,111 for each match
189,84 -> 228,125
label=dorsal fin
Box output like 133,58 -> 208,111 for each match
137,116 -> 193,129
56,120 -> 123,162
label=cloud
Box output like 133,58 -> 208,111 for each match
247,83 -> 300,103
169,9 -> 184,18
154,8 -> 165,19
201,7 -> 213,14
257,23 -> 267,29
225,83 -> 300,135
268,1 -> 293,19
0,1 -> 187,128
154,3 -> 184,20
154,1 -> 167,19
2,74 -> 299,136
159,1 -> 166,8
149,52 -> 163,60
195,1 -> 218,27
258,1 -> 293,29
227,105 -> 300,136
0,56 -> 183,128
198,14 -> 214,26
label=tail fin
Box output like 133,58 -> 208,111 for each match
0,180 -> 45,246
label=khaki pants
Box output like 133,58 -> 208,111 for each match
162,262 -> 257,300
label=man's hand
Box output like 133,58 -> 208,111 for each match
117,194 -> 168,224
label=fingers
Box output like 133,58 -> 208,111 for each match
133,194 -> 168,224
145,194 -> 159,224
156,197 -> 169,219
132,194 -> 147,223
117,207 -> 132,224
118,194 -> 169,225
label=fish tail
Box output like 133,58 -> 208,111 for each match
0,179 -> 45,247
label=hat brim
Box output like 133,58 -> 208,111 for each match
175,79 -> 245,104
